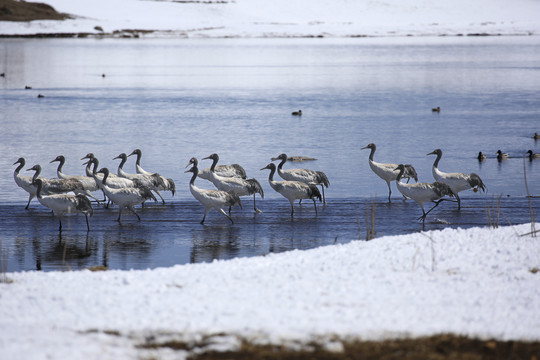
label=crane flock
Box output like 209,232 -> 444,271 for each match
13,144 -> 537,230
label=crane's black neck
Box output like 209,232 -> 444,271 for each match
55,156 -> 65,173
14,159 -> 25,174
368,146 -> 376,161
432,152 -> 442,168
267,164 -> 276,181
209,156 -> 219,172
35,179 -> 43,199
117,155 -> 127,170
277,157 -> 287,170
31,166 -> 42,184
189,166 -> 198,185
101,168 -> 109,184
133,151 -> 142,166
395,166 -> 405,181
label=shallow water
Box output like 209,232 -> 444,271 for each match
1,36 -> 539,272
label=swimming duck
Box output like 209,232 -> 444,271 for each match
432,107 -> 440,112
291,110 -> 302,116
496,150 -> 509,161
526,150 -> 540,160
477,152 -> 486,161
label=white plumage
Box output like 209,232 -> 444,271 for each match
114,153 -> 167,199
427,149 -> 486,210
33,178 -> 93,231
128,149 -> 176,203
200,154 -> 264,213
26,164 -> 86,196
185,161 -> 242,224
361,143 -> 418,202
394,164 -> 455,221
260,162 -> 321,218
98,167 -> 157,222
13,157 -> 37,209
273,153 -> 330,204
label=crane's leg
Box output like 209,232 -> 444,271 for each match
290,201 -> 295,219
312,199 -> 318,215
386,181 -> 392,203
25,194 -> 34,209
85,213 -> 90,231
128,206 -> 141,221
219,208 -> 234,224
253,193 -> 262,213
456,194 -> 461,210
58,217 -> 63,232
117,208 -> 123,222
154,190 -> 165,204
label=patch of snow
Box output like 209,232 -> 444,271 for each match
0,223 -> 539,359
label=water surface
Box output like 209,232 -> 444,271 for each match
1,36 -> 539,272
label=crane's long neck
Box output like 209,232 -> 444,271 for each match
209,157 -> 218,173
368,146 -> 376,161
133,151 -> 142,167
102,169 -> 109,185
35,180 -> 43,199
277,157 -> 287,170
267,166 -> 276,182
31,166 -> 42,184
14,160 -> 24,174
117,156 -> 127,171
432,152 -> 442,169
56,157 -> 65,175
91,159 -> 99,175
190,167 -> 198,185
395,166 -> 405,182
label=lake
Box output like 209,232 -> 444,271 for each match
1,36 -> 539,272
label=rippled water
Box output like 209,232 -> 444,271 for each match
1,36 -> 539,272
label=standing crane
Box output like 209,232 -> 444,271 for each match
427,149 -> 486,210
394,164 -> 455,221
185,160 -> 242,224
32,178 -> 93,231
260,162 -> 321,218
128,149 -> 176,203
200,154 -> 264,213
361,143 -> 418,202
272,153 -> 329,204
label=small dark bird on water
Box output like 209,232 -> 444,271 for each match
25,85 -> 32,90
534,132 -> 540,140
432,107 -> 440,112
477,152 -> 486,162
291,110 -> 302,116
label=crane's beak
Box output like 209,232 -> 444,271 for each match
426,150 -> 436,155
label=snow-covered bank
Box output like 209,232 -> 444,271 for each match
1,223 -> 539,359
1,0 -> 540,38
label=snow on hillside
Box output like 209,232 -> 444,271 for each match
1,0 -> 540,37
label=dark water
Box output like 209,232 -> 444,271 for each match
1,36 -> 539,272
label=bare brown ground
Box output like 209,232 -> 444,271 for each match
139,334 -> 540,360
0,0 -> 71,21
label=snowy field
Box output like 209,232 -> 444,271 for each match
1,223 -> 539,359
2,0 -> 540,358
1,0 -> 540,37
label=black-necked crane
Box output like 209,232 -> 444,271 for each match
496,150 -> 509,161
427,149 -> 486,210
477,152 -> 487,162
527,150 -> 540,160
33,178 -> 93,232
50,155 -> 101,202
114,153 -> 166,201
273,153 -> 329,204
185,160 -> 242,224
97,167 -> 156,222
200,154 -> 264,213
361,143 -> 418,202
260,162 -> 321,218
26,164 -> 86,195
128,149 -> 176,203
13,157 -> 36,209
394,164 -> 455,221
